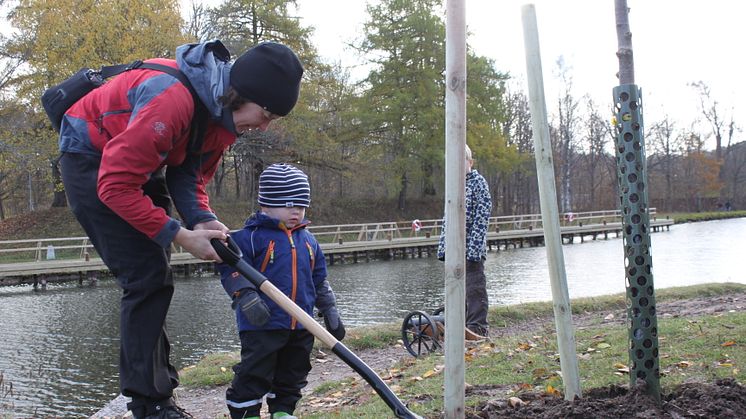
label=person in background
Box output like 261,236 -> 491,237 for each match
218,163 -> 345,419
57,40 -> 303,419
437,144 -> 493,337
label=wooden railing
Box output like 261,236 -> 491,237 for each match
0,209 -> 658,263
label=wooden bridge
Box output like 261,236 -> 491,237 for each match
0,209 -> 673,286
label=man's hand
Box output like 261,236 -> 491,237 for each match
173,227 -> 226,261
321,306 -> 346,341
234,288 -> 270,327
193,219 -> 230,234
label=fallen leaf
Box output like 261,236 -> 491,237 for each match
480,342 -> 494,351
614,363 -> 629,374
721,340 -> 737,347
422,369 -> 437,378
517,342 -> 534,351
508,396 -> 526,408
545,384 -> 561,397
532,368 -> 550,379
596,343 -> 611,349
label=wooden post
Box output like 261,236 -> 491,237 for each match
444,0 -> 467,417
521,4 -> 581,400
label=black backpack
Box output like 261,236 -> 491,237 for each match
41,60 -> 208,153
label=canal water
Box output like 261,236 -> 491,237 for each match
1,218 -> 744,416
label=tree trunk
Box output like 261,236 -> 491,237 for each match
398,171 -> 408,211
50,159 -> 67,208
615,0 -> 635,84
233,157 -> 241,200
27,171 -> 35,211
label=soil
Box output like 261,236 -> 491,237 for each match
92,292 -> 746,419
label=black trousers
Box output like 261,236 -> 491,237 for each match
465,259 -> 489,333
60,153 -> 179,415
226,329 -> 314,418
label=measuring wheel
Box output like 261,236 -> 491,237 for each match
401,310 -> 441,357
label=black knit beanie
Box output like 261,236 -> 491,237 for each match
258,163 -> 311,208
229,42 -> 303,116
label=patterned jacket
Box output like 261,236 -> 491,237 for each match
217,211 -> 335,332
437,169 -> 492,261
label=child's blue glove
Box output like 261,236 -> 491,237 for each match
234,288 -> 270,327
321,306 -> 346,341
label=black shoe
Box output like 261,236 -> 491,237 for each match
141,405 -> 195,419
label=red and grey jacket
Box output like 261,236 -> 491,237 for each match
59,53 -> 236,248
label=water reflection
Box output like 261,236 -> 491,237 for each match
0,218 -> 744,416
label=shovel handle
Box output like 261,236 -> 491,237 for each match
209,237 -> 422,419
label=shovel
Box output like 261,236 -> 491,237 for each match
211,237 -> 422,419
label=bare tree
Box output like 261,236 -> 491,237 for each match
647,116 -> 682,210
689,81 -> 725,162
553,57 -> 580,212
499,87 -> 536,215
579,97 -> 614,209
182,0 -> 215,42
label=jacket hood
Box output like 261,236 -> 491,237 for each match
176,40 -> 232,121
244,211 -> 309,230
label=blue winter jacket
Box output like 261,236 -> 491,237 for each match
217,211 -> 329,332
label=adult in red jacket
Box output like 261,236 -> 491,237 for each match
57,40 -> 303,419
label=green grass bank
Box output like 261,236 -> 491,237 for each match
180,283 -> 746,418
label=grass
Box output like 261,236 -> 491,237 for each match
179,352 -> 240,387
660,210 -> 746,224
179,283 -> 746,418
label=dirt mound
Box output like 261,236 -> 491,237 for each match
468,378 -> 746,418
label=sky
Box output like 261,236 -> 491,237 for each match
2,0 -> 741,150
291,0 -> 744,150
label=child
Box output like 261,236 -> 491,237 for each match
217,163 -> 345,419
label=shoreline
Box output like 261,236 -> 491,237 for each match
90,284 -> 746,418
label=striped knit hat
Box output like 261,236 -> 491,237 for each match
258,163 -> 311,208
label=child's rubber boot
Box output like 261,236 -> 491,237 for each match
271,412 -> 297,419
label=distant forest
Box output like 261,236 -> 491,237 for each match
0,0 -> 742,221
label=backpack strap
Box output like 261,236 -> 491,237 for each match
97,60 -> 209,155
136,61 -> 209,155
